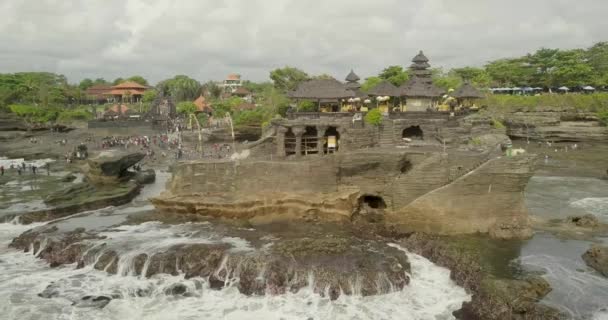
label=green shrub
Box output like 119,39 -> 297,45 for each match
364,108 -> 383,126
57,109 -> 93,122
492,118 -> 505,129
480,93 -> 608,112
598,108 -> 608,126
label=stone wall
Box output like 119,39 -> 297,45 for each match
504,111 -> 607,142
388,154 -> 535,238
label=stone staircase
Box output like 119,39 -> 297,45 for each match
378,118 -> 395,147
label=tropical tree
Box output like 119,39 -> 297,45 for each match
201,81 -> 222,99
158,75 -> 202,102
379,66 -> 409,86
176,101 -> 198,115
142,90 -> 158,103
360,76 -> 383,92
269,66 -> 309,92
126,75 -> 149,86
78,78 -> 94,90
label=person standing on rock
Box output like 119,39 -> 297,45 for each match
0,165 -> 4,176
32,165 -> 37,175
21,162 -> 26,171
45,162 -> 50,176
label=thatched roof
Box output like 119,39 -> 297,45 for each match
366,80 -> 399,97
398,77 -> 444,98
288,79 -> 355,99
345,70 -> 360,82
453,82 -> 484,99
412,51 -> 429,64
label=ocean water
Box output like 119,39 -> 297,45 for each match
0,220 -> 469,320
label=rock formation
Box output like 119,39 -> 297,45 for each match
582,244 -> 608,277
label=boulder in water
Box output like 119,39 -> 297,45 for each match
134,169 -> 156,185
582,244 -> 608,277
87,151 -> 145,183
72,295 -> 112,309
164,283 -> 188,296
61,173 -> 77,182
566,214 -> 599,228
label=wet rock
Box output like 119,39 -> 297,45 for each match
94,251 -> 118,273
61,174 -> 77,182
38,283 -> 60,299
582,244 -> 608,277
164,283 -> 188,296
44,183 -> 96,205
134,169 -> 156,185
87,151 -> 144,181
72,295 -> 112,309
567,214 -> 599,228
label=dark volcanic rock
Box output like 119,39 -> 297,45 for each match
61,173 -> 77,182
73,295 -> 112,309
582,245 -> 608,277
164,283 -> 188,296
87,151 -> 145,184
567,214 -> 600,228
134,169 -> 156,185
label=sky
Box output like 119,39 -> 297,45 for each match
0,0 -> 606,84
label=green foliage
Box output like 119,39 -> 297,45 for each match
201,81 -> 222,99
364,108 -> 383,126
197,113 -> 209,126
233,108 -> 268,126
78,78 -> 94,90
597,108 -> 608,126
56,109 -> 93,122
9,104 -> 59,123
491,118 -> 505,129
361,76 -> 383,92
379,66 -> 409,86
126,75 -> 149,86
158,75 -> 202,102
112,78 -> 124,85
269,66 -> 309,92
176,101 -> 197,115
432,68 -> 462,91
297,100 -> 316,111
142,90 -> 158,103
480,93 -> 608,112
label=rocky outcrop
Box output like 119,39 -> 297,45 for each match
0,112 -> 27,131
390,154 -> 535,239
567,214 -> 600,228
504,111 -> 607,142
401,233 -> 563,320
582,245 -> 608,277
151,190 -> 360,225
86,151 -> 145,184
11,223 -> 410,300
134,169 -> 156,185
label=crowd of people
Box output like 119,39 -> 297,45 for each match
0,161 -> 50,176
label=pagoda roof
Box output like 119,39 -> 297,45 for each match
398,77 -> 444,98
453,82 -> 484,99
288,79 -> 355,99
412,51 -> 429,63
366,80 -> 399,97
345,69 -> 360,82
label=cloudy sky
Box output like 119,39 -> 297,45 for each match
0,0 -> 606,84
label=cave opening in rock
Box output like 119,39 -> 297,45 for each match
402,125 -> 424,140
400,160 -> 412,173
302,126 -> 318,155
361,195 -> 387,209
285,128 -> 296,156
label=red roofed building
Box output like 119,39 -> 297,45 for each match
85,85 -> 112,103
221,73 -> 243,93
105,81 -> 149,102
193,95 -> 213,114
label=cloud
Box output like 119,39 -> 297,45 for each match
0,0 -> 606,84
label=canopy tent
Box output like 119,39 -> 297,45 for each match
558,86 -> 570,91
583,86 -> 595,91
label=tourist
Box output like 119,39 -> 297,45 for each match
17,168 -> 22,175
32,165 -> 37,175
0,165 -> 4,176
45,162 -> 50,175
